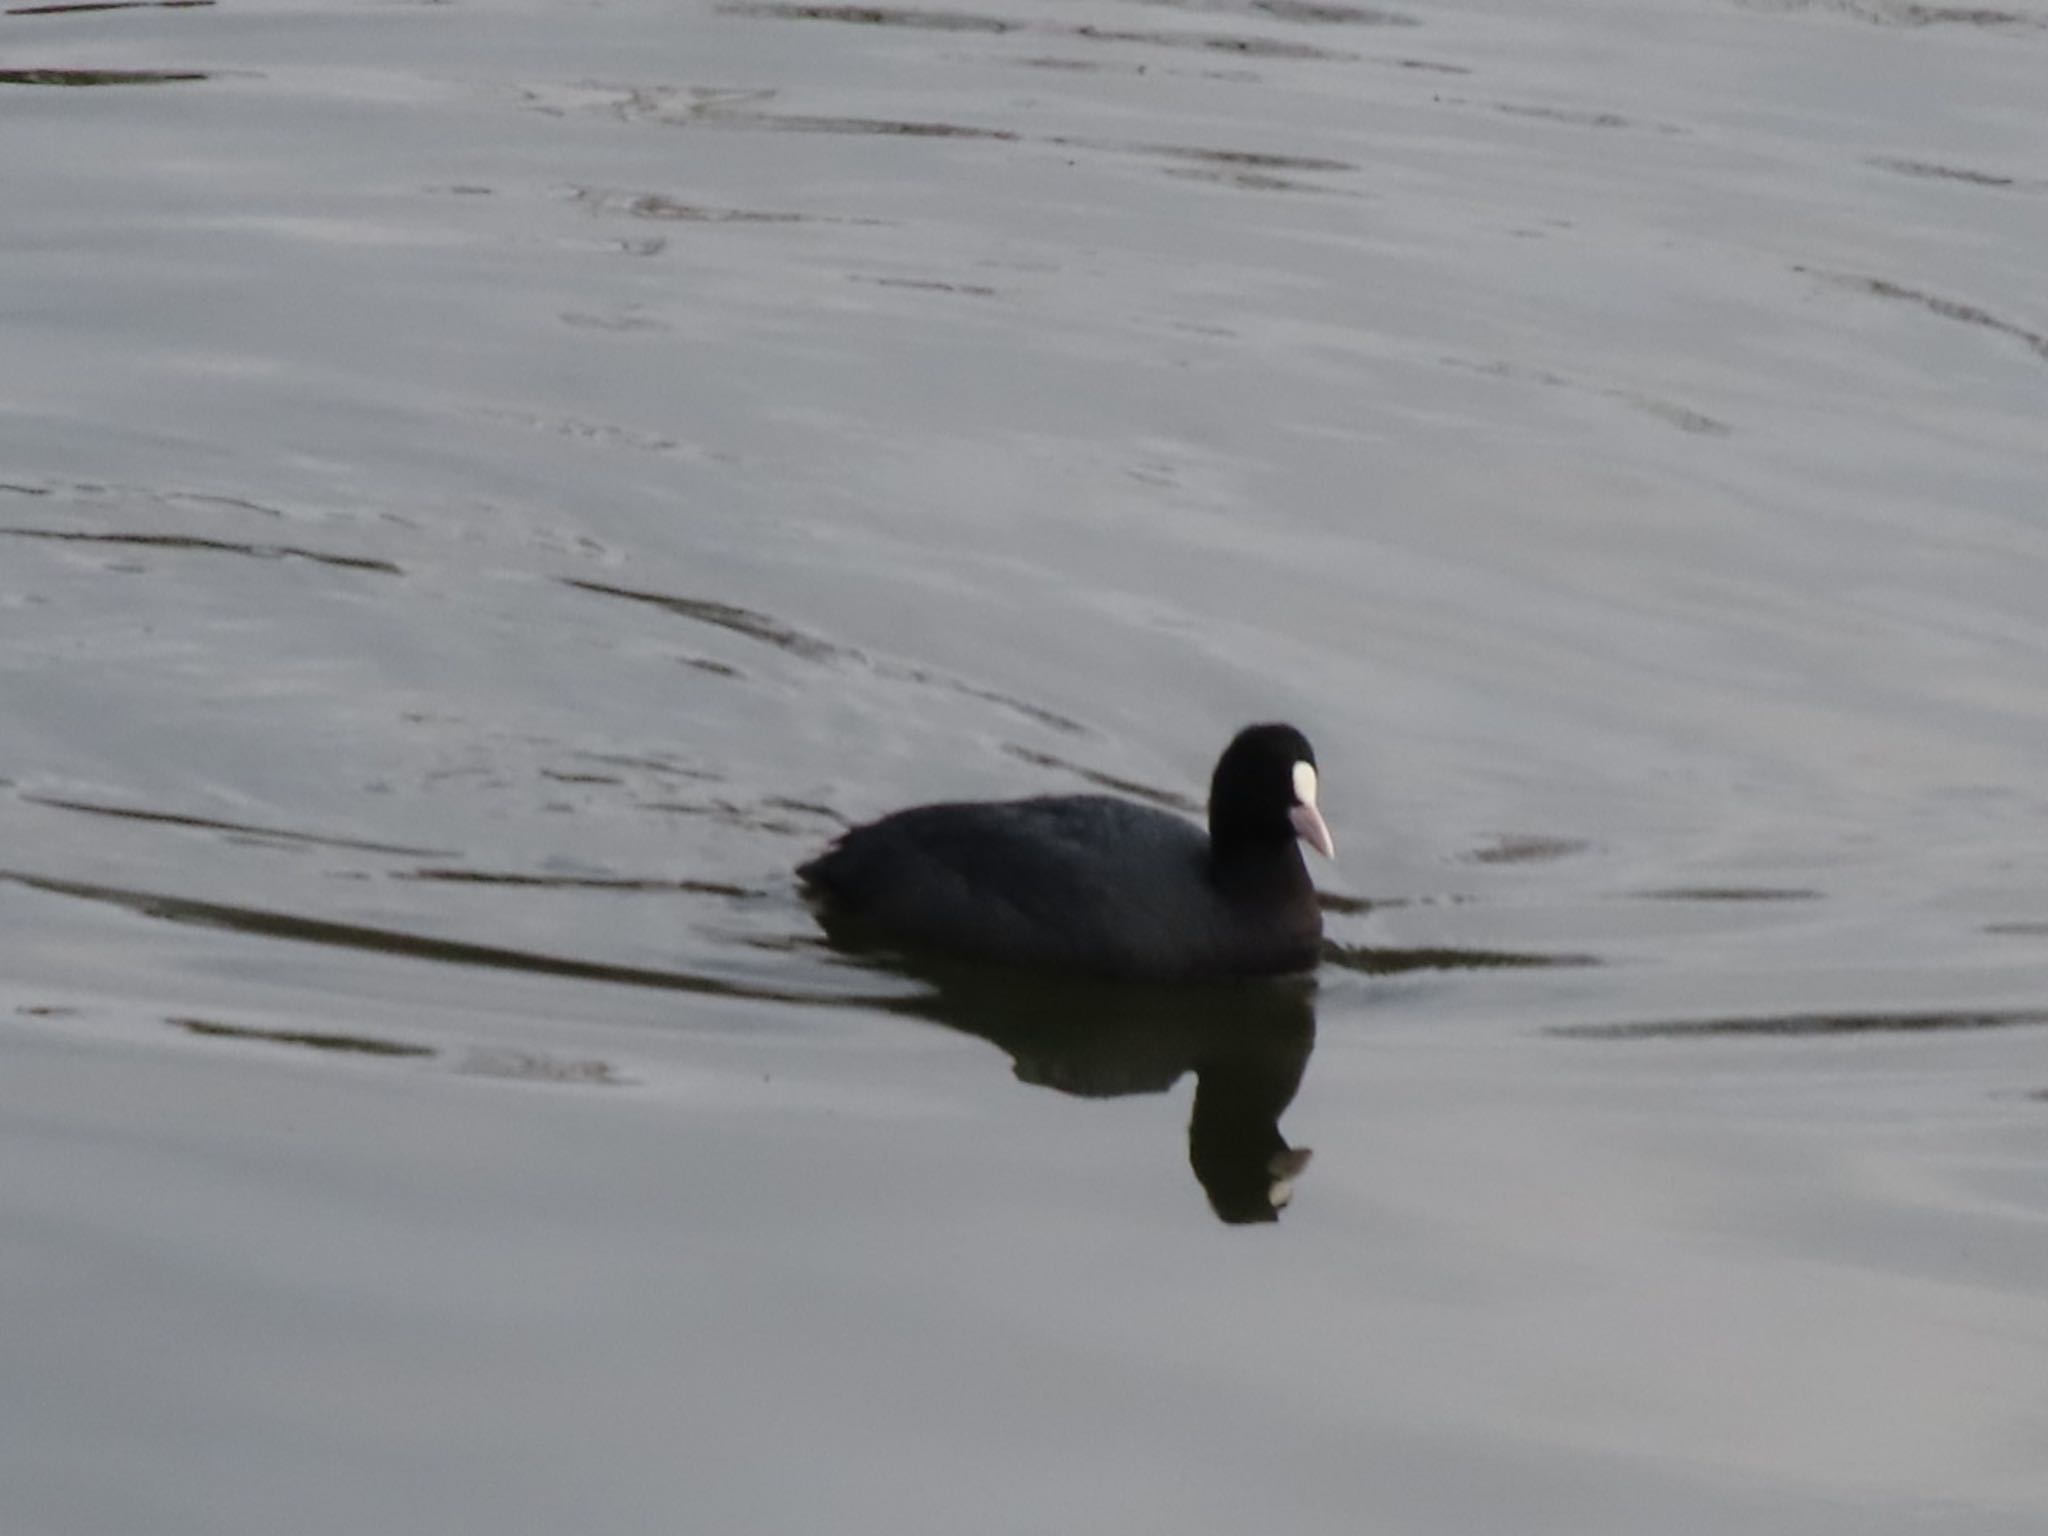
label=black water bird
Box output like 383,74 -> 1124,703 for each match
799,724 -> 1334,981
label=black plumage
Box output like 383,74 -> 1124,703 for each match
799,724 -> 1331,981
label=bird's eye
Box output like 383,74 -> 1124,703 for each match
1291,761 -> 1318,807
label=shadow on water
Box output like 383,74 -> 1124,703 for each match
858,953 -> 1321,1225
811,912 -> 1589,1222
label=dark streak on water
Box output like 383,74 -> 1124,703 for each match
719,0 -> 1386,54
1158,164 -> 1340,194
1439,358 -> 1733,436
7,0 -> 212,11
1068,138 -> 1355,173
1251,0 -> 1414,22
475,407 -> 682,454
1011,55 -> 1120,70
702,111 -> 1021,141
569,751 -> 722,780
1799,267 -> 2048,363
764,796 -> 846,824
1485,100 -> 1688,136
1554,1009 -> 2048,1040
21,795 -> 457,858
1738,0 -> 2042,26
1316,892 -> 1377,916
0,482 -> 284,518
400,867 -> 766,899
2,870 -> 847,1006
170,1017 -> 632,1086
719,3 -> 1021,31
456,1047 -> 630,1086
1,528 -> 401,574
562,577 -> 846,661
562,576 -> 1091,735
1868,156 -> 2041,191
1001,746 -> 1202,812
568,187 -> 851,225
1071,24 -> 1354,58
582,87 -> 1353,192
634,798 -> 831,836
172,1015 -> 437,1058
854,276 -> 1001,296
1634,887 -> 1823,903
0,68 -> 208,85
721,0 -> 1414,25
1466,835 -> 1591,865
906,672 -> 1088,734
1322,940 -> 1598,974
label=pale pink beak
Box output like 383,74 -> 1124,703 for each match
1289,801 -> 1335,860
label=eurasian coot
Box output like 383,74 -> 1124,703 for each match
799,723 -> 1333,981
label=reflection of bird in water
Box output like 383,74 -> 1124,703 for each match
875,965 -> 1317,1225
1185,1007 -> 1315,1225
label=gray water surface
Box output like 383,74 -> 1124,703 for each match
4,0 -> 2048,1531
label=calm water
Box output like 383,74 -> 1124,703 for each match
4,0 -> 2048,1530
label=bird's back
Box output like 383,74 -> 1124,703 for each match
800,794 -> 1317,980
